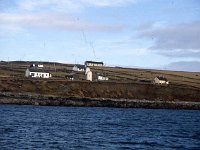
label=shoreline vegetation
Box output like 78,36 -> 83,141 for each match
0,61 -> 200,109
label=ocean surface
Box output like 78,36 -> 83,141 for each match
0,105 -> 200,150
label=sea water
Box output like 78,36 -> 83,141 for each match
0,105 -> 199,150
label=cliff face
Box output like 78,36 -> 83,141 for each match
0,78 -> 199,102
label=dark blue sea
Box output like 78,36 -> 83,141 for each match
0,105 -> 200,150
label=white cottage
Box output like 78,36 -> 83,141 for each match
95,73 -> 109,81
73,64 -> 85,72
30,63 -> 44,68
25,68 -> 52,78
98,75 -> 109,81
154,76 -> 169,85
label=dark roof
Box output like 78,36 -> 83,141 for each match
66,73 -> 75,76
28,67 -> 49,73
156,76 -> 168,81
74,64 -> 85,69
65,74 -> 74,78
85,61 -> 103,65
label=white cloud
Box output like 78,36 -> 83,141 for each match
82,0 -> 137,7
15,0 -> 139,12
0,12 -> 123,32
18,0 -> 82,12
0,24 -> 24,34
0,0 -> 143,14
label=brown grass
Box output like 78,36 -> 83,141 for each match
0,61 -> 200,89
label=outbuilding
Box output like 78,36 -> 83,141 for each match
30,63 -> 44,68
65,73 -> 74,80
154,76 -> 169,85
95,73 -> 109,81
73,64 -> 85,72
98,75 -> 109,81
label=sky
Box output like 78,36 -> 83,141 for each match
0,0 -> 200,72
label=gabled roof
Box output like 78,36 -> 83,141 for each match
85,61 -> 104,65
156,76 -> 168,81
74,64 -> 85,69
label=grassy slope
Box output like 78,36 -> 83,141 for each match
1,61 -> 199,89
0,61 -> 200,102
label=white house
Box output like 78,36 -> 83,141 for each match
30,64 -> 44,68
98,75 -> 109,81
86,70 -> 92,81
73,64 -> 85,72
95,73 -> 109,81
85,61 -> 104,67
154,76 -> 169,85
25,68 -> 52,78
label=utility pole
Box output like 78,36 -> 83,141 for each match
54,63 -> 56,72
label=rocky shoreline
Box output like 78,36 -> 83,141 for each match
0,92 -> 200,110
0,78 -> 200,110
0,61 -> 200,110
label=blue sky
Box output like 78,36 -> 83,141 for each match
0,0 -> 200,71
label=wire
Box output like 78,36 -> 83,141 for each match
90,41 -> 96,58
77,17 -> 97,60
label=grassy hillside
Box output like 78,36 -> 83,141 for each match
0,61 -> 199,89
0,61 -> 200,104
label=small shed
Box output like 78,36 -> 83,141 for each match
98,75 -> 109,81
93,72 -> 109,81
65,73 -> 75,80
154,76 -> 169,85
97,73 -> 108,81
